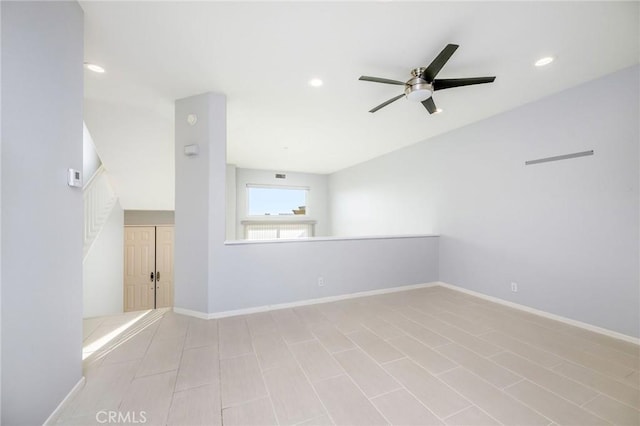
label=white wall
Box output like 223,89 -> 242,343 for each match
329,65 -> 639,338
175,93 -> 439,315
124,210 -> 174,226
234,167 -> 330,239
1,2 -> 84,423
82,122 -> 101,182
84,202 -> 124,318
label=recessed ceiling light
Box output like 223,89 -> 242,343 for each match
534,56 -> 554,67
84,62 -> 105,73
308,78 -> 323,87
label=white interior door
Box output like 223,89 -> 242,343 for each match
155,226 -> 174,309
124,226 -> 156,312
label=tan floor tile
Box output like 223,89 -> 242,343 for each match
435,311 -> 494,336
71,289 -> 639,426
272,309 -> 316,344
293,306 -> 328,325
435,343 -> 521,388
346,329 -> 405,364
65,360 -> 140,418
500,322 -> 637,383
333,348 -> 401,398
313,375 -> 387,426
184,317 -> 218,349
175,345 -> 219,391
444,406 -> 500,426
102,327 -> 155,364
135,335 -> 184,377
289,340 -> 343,382
263,364 -> 326,425
583,394 -> 640,426
220,354 -> 268,407
439,367 -> 549,425
155,311 -> 190,340
311,323 -> 355,353
246,312 -> 279,337
359,316 -> 404,340
504,380 -> 608,425
83,324 -> 120,349
404,310 -> 502,356
118,370 -> 177,426
167,384 -> 221,426
383,359 -> 471,418
371,389 -> 442,425
219,317 -> 254,359
222,397 -> 277,426
581,341 -> 640,371
556,325 -> 640,357
491,351 -> 598,405
296,414 -> 333,425
252,331 -> 297,371
388,335 -> 457,374
328,311 -> 366,334
553,362 -> 640,409
480,331 -> 563,368
83,317 -> 105,341
385,313 -> 451,347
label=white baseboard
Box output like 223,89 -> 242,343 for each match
43,376 -> 86,425
173,307 -> 210,320
173,281 -> 439,320
436,281 -> 640,346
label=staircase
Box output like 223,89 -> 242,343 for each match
84,166 -> 117,258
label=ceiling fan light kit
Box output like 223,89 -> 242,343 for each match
359,43 -> 496,115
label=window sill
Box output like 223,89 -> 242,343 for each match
241,217 -> 317,224
225,233 -> 439,245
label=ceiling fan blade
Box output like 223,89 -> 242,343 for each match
421,44 -> 459,81
433,76 -> 496,91
359,76 -> 406,86
421,97 -> 437,114
369,94 -> 405,113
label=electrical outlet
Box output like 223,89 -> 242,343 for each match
511,282 -> 518,292
318,277 -> 325,287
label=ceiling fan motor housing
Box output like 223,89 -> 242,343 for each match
405,69 -> 434,102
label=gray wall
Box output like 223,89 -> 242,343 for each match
329,65 -> 639,337
1,2 -> 84,423
124,210 -> 175,225
174,94 -> 218,313
175,93 -> 439,315
84,202 -> 124,318
215,237 -> 438,312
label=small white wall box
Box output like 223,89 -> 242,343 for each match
184,144 -> 199,156
68,168 -> 83,187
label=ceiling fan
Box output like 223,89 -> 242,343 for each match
359,44 -> 496,115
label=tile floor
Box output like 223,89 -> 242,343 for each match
58,285 -> 640,425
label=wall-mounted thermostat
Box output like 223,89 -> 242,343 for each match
68,168 -> 83,188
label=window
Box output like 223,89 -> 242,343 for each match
244,221 -> 315,240
247,185 -> 308,216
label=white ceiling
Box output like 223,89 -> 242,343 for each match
81,1 -> 639,210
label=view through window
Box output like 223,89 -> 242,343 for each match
247,185 -> 308,216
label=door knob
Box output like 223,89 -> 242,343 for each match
157,271 -> 161,281
150,272 -> 154,282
